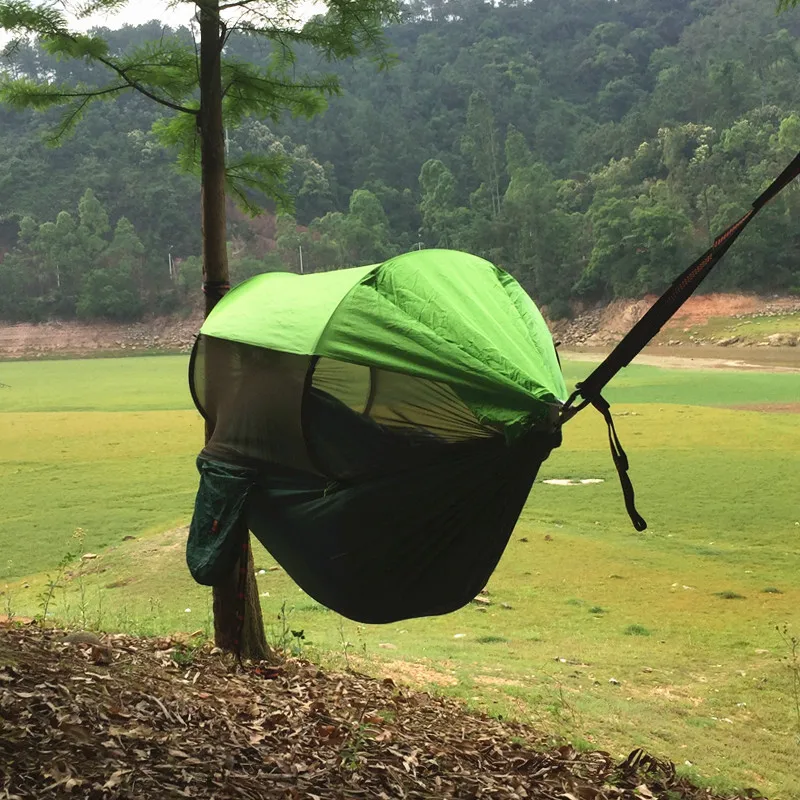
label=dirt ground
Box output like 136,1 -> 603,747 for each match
657,294 -> 797,326
0,313 -> 202,359
561,346 -> 800,373
726,402 -> 800,413
548,292 -> 800,350
595,292 -> 800,332
1,292 -> 799,362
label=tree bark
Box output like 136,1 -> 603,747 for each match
212,526 -> 274,661
199,0 -> 270,662
199,0 -> 229,320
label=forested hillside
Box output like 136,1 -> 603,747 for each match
1,0 -> 799,322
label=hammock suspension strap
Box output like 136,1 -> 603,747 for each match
560,150 -> 800,531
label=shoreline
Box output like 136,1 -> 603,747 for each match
560,344 -> 800,373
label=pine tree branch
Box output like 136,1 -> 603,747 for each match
49,92 -> 109,141
0,3 -> 200,116
223,73 -> 337,98
89,50 -> 199,115
34,84 -> 128,100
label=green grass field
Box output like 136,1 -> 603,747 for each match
1,355 -> 799,797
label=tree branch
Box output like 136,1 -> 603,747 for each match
232,74 -> 335,94
32,25 -> 200,116
92,50 -> 199,115
39,84 -> 128,100
50,94 -> 98,140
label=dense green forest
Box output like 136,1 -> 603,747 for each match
1,0 -> 799,322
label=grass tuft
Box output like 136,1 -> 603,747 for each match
624,624 -> 651,637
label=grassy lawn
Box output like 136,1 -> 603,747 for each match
0,357 -> 199,579
1,355 -> 799,797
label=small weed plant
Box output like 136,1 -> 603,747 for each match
268,601 -> 308,658
776,623 -> 800,732
37,540 -> 78,625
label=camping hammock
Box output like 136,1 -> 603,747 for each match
187,150 -> 800,627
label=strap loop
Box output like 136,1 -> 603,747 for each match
591,395 -> 647,532
203,280 -> 231,296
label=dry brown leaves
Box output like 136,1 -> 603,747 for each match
0,625 -> 767,800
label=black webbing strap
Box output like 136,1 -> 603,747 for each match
592,395 -> 647,532
565,149 -> 800,413
203,279 -> 231,295
560,150 -> 800,530
203,279 -> 231,317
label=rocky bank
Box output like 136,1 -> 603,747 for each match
1,293 -> 800,360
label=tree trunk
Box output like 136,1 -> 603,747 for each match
199,0 -> 229,318
199,0 -> 270,662
212,525 -> 274,660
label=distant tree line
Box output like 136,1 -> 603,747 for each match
0,189 -> 176,321
2,0 -> 800,322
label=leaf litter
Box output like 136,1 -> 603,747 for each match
0,624 -> 767,799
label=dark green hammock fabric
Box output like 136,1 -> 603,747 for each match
188,388 -> 561,624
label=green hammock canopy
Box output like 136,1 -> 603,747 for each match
187,249 -> 567,624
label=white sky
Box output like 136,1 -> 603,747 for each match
1,1 -> 323,48
0,2 -> 192,48
71,1 -> 324,30
72,1 -> 195,31
0,1 -> 325,35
